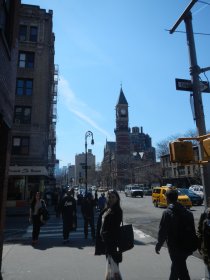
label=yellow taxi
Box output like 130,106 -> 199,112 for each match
152,186 -> 192,208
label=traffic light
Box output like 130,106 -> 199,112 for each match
203,138 -> 210,158
169,141 -> 194,163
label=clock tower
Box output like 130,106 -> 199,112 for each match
114,87 -> 130,188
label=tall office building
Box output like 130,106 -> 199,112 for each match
75,150 -> 96,186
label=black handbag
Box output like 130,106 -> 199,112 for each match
39,200 -> 50,226
119,222 -> 134,252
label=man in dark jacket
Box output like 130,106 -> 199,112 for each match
60,188 -> 77,243
197,208 -> 210,273
81,192 -> 96,239
155,188 -> 196,280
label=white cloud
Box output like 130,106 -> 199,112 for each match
59,76 -> 114,140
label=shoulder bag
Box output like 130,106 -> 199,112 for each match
118,220 -> 134,252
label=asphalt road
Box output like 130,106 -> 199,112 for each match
4,193 -> 204,243
120,193 -> 204,239
3,195 -> 205,280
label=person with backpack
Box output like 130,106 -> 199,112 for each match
197,207 -> 210,275
155,188 -> 198,280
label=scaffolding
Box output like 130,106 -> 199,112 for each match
48,64 -> 59,178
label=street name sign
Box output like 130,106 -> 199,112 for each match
175,78 -> 210,93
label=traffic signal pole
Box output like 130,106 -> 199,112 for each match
170,1 -> 210,278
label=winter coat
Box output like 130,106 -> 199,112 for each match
60,195 -> 77,225
156,202 -> 195,253
197,209 -> 210,265
95,205 -> 122,263
81,197 -> 96,219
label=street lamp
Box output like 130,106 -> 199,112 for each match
85,131 -> 94,194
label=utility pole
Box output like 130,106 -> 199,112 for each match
170,1 -> 210,278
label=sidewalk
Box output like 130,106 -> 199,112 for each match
2,211 -> 205,280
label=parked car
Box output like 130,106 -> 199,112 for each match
98,186 -> 108,192
178,188 -> 203,206
152,186 -> 192,208
143,187 -> 152,196
124,184 -> 144,198
189,185 -> 204,200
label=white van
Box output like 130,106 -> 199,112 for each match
124,184 -> 144,198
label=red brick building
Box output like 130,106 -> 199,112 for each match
102,88 -> 157,189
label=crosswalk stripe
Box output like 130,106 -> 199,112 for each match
22,219 -> 87,239
25,227 -> 84,233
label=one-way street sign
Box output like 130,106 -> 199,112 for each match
175,78 -> 210,93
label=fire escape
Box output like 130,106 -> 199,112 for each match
48,64 -> 59,186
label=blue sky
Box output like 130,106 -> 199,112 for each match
22,0 -> 210,167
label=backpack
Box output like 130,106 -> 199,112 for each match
174,209 -> 198,254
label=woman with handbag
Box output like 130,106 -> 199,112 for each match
95,190 -> 123,280
29,192 -> 46,245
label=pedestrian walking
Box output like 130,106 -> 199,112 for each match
197,207 -> 210,276
52,188 -> 60,217
95,190 -> 99,210
81,192 -> 96,239
95,190 -> 123,279
155,188 -> 197,280
98,192 -> 107,212
60,188 -> 77,243
29,192 -> 46,245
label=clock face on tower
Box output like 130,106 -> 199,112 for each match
120,108 -> 126,115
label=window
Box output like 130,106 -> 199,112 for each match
19,25 -> 27,41
14,106 -> 31,124
18,51 -> 34,68
16,79 -> 33,96
29,26 -> 38,42
178,166 -> 185,176
12,136 -> 29,155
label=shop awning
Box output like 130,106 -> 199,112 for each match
9,166 -> 48,176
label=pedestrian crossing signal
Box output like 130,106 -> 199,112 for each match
169,141 -> 194,163
203,138 -> 210,158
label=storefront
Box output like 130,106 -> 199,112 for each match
7,166 -> 48,207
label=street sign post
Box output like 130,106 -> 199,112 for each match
82,166 -> 91,169
175,78 -> 210,93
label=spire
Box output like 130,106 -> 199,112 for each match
117,86 -> 128,105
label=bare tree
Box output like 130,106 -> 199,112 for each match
155,128 -> 209,159
156,133 -> 181,159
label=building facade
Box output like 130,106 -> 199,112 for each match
0,0 -> 20,275
7,4 -> 57,204
161,146 -> 202,187
75,150 -> 96,186
114,88 -> 130,188
102,88 -> 157,189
